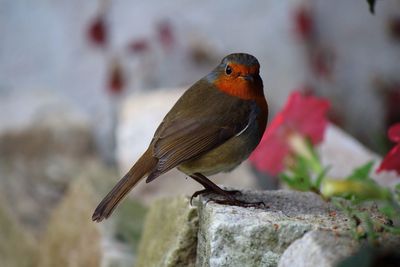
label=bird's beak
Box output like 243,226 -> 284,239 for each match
241,75 -> 254,82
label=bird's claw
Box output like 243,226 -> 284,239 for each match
208,197 -> 266,209
190,188 -> 243,205
190,189 -> 210,205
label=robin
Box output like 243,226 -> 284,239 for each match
92,53 -> 268,222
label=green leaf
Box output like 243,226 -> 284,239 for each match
321,179 -> 390,202
280,172 -> 312,192
381,224 -> 400,234
379,204 -> 395,218
395,183 -> 400,191
280,173 -> 294,186
294,155 -> 311,178
346,161 -> 374,181
315,166 -> 330,189
280,173 -> 303,190
394,184 -> 400,203
304,139 -> 324,174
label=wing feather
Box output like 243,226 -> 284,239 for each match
145,85 -> 259,183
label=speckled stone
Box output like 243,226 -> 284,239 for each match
278,230 -> 357,267
196,190 -> 352,267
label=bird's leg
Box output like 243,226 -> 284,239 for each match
189,173 -> 231,204
189,173 -> 241,197
189,187 -> 240,205
209,198 -> 266,208
189,173 -> 264,208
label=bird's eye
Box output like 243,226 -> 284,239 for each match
225,65 -> 232,75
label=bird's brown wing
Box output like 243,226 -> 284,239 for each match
146,87 -> 259,182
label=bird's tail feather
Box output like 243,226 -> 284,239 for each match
92,149 -> 156,222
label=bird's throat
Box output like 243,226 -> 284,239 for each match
214,77 -> 262,100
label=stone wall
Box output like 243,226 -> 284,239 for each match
137,190 -> 397,267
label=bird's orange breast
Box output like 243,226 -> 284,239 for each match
214,77 -> 268,136
214,74 -> 259,100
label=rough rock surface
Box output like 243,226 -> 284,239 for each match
0,105 -> 95,235
0,197 -> 38,267
0,92 -> 150,267
278,230 -> 357,267
38,172 -> 102,267
0,93 -> 148,267
34,160 -> 147,267
134,189 -> 397,267
319,124 -> 400,188
196,190 -> 352,267
135,196 -> 199,267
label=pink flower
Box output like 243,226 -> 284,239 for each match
157,20 -> 175,51
250,90 -> 330,175
377,123 -> 400,175
128,39 -> 150,54
107,59 -> 124,95
87,15 -> 108,47
293,6 -> 314,40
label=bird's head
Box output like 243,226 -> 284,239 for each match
207,53 -> 264,99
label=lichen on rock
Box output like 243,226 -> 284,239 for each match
38,169 -> 102,267
135,195 -> 199,267
196,189 -> 352,267
0,198 -> 38,267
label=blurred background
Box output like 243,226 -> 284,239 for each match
0,0 -> 399,266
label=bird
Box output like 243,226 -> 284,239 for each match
92,53 -> 268,222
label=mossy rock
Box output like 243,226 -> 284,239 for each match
0,199 -> 38,267
135,196 -> 198,267
114,198 -> 148,252
38,174 -> 101,267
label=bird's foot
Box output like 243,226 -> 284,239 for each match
223,189 -> 243,196
208,197 -> 266,209
190,188 -> 242,205
190,189 -> 210,205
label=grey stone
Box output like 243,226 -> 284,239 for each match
320,124 -> 400,188
196,190 -> 353,267
38,170 -> 102,267
0,197 -> 38,267
37,160 -> 146,267
278,230 -> 357,267
0,91 -> 150,267
135,195 -> 199,267
0,106 -> 95,235
133,189 -> 396,267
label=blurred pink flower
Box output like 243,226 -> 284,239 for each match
377,123 -> 400,175
293,6 -> 314,40
107,59 -> 124,94
157,20 -> 175,51
87,15 -> 108,47
250,90 -> 330,175
128,39 -> 150,54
